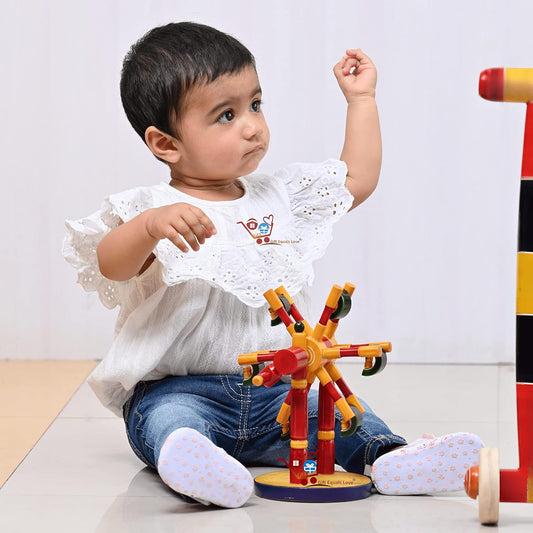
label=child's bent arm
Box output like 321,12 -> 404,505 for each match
97,211 -> 159,281
97,203 -> 216,281
341,95 -> 382,208
334,49 -> 382,209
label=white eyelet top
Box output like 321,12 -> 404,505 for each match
63,159 -> 353,416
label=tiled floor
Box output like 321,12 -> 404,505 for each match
1,362 -> 533,531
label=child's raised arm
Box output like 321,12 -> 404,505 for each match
333,49 -> 382,209
97,203 -> 216,281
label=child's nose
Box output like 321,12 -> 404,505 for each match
242,115 -> 263,139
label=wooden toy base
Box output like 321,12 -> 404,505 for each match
254,471 -> 372,502
478,448 -> 500,525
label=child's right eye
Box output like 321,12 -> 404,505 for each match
217,110 -> 234,124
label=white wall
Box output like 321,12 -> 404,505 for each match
1,0 -> 532,363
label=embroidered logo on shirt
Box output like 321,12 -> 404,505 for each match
237,215 -> 301,245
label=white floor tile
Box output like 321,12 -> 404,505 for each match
0,494 -> 118,533
2,364 -> 533,532
59,382 -> 115,419
2,418 -> 139,497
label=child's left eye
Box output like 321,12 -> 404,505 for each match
251,100 -> 263,112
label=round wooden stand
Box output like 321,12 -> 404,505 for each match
254,471 -> 372,503
478,448 -> 500,525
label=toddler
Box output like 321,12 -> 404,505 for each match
63,22 -> 483,507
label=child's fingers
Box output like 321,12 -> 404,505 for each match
334,48 -> 377,100
333,56 -> 352,80
167,206 -> 217,252
342,56 -> 362,76
344,48 -> 368,61
166,227 -> 193,253
343,49 -> 374,70
170,219 -> 204,252
181,207 -> 218,247
334,59 -> 360,80
334,52 -> 364,77
188,205 -> 217,238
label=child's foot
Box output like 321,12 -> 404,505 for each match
157,427 -> 254,508
371,432 -> 484,495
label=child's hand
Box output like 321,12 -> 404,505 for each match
144,203 -> 217,253
333,49 -> 377,103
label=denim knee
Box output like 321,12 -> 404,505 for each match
123,381 -> 215,468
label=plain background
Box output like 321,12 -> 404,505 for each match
2,0 -> 533,365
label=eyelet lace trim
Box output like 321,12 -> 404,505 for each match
63,159 -> 353,307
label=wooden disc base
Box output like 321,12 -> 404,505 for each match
254,470 -> 372,502
478,448 -> 500,525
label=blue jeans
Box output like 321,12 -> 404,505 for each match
123,374 -> 406,475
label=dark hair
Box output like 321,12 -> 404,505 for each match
120,22 -> 256,141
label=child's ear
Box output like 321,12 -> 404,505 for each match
144,126 -> 181,163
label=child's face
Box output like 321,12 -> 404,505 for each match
172,66 -> 270,182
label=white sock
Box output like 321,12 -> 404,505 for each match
157,427 -> 254,508
371,432 -> 484,495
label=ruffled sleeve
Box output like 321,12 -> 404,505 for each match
63,161 -> 354,310
62,187 -> 158,309
274,158 -> 353,262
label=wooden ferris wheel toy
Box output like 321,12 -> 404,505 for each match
464,67 -> 533,525
238,282 -> 391,502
